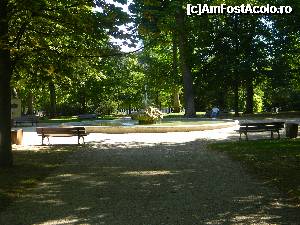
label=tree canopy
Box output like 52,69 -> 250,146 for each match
1,0 -> 300,167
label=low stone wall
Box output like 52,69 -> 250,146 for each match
85,122 -> 236,134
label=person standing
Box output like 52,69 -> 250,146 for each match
211,107 -> 220,118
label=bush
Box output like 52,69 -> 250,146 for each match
95,100 -> 118,116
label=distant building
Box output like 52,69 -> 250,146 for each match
11,89 -> 21,119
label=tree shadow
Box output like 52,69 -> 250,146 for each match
1,139 -> 299,225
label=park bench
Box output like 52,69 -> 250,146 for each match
36,126 -> 88,145
14,115 -> 39,126
77,114 -> 97,119
237,121 -> 285,140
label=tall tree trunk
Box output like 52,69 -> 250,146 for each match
245,77 -> 254,114
27,92 -> 34,115
79,87 -> 86,114
172,33 -> 181,113
217,89 -> 226,110
233,80 -> 239,117
128,103 -> 132,115
49,81 -> 56,118
233,15 -> 240,117
175,9 -> 196,118
172,87 -> 181,113
0,0 -> 13,167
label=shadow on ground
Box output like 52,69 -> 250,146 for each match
1,139 -> 299,225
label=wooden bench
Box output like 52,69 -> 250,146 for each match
36,127 -> 88,145
14,115 -> 39,126
237,122 -> 285,140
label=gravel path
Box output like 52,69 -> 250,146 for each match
1,128 -> 299,225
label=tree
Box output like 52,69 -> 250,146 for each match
0,0 -> 130,167
175,6 -> 196,117
130,0 -> 196,117
0,0 -> 13,167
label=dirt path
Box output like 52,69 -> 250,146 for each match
1,130 -> 299,225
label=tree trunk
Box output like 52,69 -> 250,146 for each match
233,15 -> 240,117
128,103 -> 132,115
217,89 -> 226,110
49,81 -> 56,118
0,0 -> 13,167
245,77 -> 254,114
79,87 -> 86,114
172,87 -> 181,113
175,10 -> 196,118
27,92 -> 34,115
172,33 -> 181,113
234,80 -> 239,117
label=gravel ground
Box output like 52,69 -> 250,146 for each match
1,127 -> 300,225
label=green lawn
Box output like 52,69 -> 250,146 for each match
0,147 -> 76,213
241,111 -> 300,119
209,139 -> 300,203
163,112 -> 206,118
38,111 -> 300,123
39,115 -> 117,123
164,111 -> 300,119
152,120 -> 225,126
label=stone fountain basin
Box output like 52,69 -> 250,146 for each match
84,121 -> 236,134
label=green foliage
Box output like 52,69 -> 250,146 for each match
253,89 -> 264,113
95,100 -> 119,116
131,0 -> 300,114
9,0 -> 132,115
7,0 -> 300,116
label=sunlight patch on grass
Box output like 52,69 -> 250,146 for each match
121,170 -> 176,176
0,146 -> 76,213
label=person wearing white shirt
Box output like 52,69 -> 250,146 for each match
211,107 -> 220,118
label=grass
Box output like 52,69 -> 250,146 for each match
240,111 -> 300,119
164,111 -> 300,119
38,111 -> 300,123
163,112 -> 206,118
151,120 -> 225,126
209,139 -> 300,203
39,115 -> 117,123
0,146 -> 76,213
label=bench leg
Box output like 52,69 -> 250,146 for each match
239,132 -> 248,141
78,136 -> 85,145
245,132 -> 248,141
41,136 -> 50,145
271,131 -> 274,139
42,133 -> 45,145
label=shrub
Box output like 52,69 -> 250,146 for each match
95,100 -> 118,116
